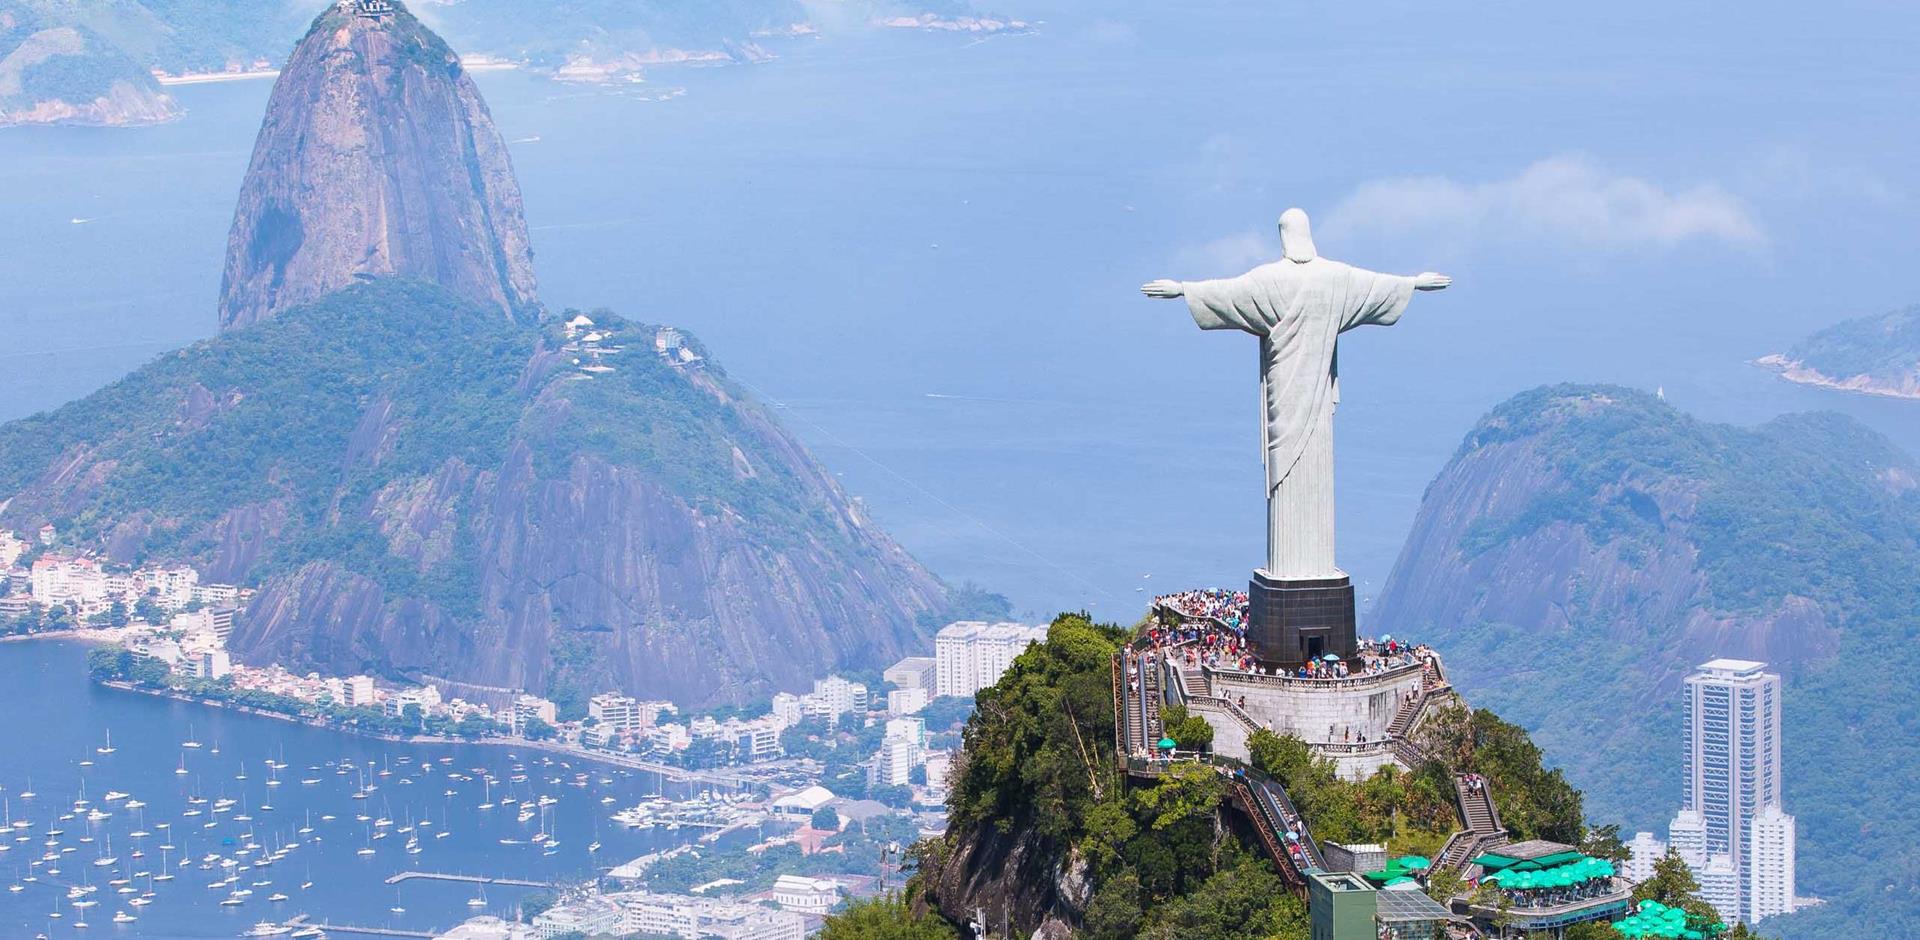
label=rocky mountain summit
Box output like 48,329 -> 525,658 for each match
218,0 -> 537,330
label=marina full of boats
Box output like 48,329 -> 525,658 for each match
0,660 -> 767,940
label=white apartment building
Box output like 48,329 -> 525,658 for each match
191,649 -> 231,680
887,686 -> 929,715
1748,805 -> 1797,923
1666,658 -> 1793,924
1625,831 -> 1668,883
771,692 -> 802,727
589,692 -> 641,731
531,897 -> 624,938
769,874 -> 842,915
884,656 -> 937,691
344,674 -> 376,708
0,531 -> 26,568
935,621 -> 1047,697
870,736 -> 918,787
802,675 -> 869,722
1696,854 -> 1740,922
611,890 -> 806,940
514,694 -> 558,729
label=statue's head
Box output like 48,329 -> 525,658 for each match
1279,208 -> 1317,263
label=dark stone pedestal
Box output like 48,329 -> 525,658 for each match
1247,570 -> 1357,666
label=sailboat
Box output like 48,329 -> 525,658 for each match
95,730 -> 115,755
182,725 -> 202,749
175,755 -> 188,776
466,883 -> 487,907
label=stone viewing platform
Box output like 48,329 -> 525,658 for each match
1147,588 -> 1454,779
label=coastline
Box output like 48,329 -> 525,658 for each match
1752,354 -> 1920,402
154,70 -> 280,86
84,669 -> 775,788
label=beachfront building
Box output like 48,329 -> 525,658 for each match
531,896 -> 624,938
590,692 -> 642,731
611,889 -> 806,939
513,694 -> 558,731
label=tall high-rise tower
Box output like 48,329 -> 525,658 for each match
1667,658 -> 1795,924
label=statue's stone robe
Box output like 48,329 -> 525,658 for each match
1182,258 -> 1415,578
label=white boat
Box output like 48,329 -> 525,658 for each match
244,920 -> 288,935
96,731 -> 115,755
112,911 -> 135,923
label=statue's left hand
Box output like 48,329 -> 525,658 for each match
1141,279 -> 1184,299
1414,272 -> 1451,291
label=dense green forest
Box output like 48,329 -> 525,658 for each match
0,278 -> 840,613
1412,386 -> 1920,938
827,612 -> 1611,939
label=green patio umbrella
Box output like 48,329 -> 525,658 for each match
1396,855 -> 1432,870
1158,737 -> 1177,750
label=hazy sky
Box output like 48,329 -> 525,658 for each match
2,0 -> 1916,616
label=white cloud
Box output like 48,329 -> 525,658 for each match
1322,155 -> 1765,252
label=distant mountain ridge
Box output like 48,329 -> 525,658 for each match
0,13 -> 178,127
1758,304 -> 1920,400
217,0 -> 537,330
1372,384 -> 1920,938
0,0 -> 1023,127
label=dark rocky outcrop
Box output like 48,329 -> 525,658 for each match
217,0 -> 536,330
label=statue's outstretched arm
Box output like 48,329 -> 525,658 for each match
1141,279 -> 1184,299
1413,272 -> 1451,291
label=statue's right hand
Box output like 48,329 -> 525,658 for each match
1141,279 -> 1184,299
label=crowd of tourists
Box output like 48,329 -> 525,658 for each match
1154,588 -> 1249,631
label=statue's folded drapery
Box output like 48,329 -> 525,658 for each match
1181,258 -> 1415,578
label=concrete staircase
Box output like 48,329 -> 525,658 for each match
1433,773 -> 1509,876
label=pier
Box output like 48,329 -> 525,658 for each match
384,870 -> 556,888
280,915 -> 434,938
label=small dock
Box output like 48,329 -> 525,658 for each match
384,870 -> 555,888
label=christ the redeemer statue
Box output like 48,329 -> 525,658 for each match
1143,208 -> 1449,582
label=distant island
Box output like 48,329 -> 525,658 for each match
1756,304 -> 1920,401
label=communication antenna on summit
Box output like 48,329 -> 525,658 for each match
351,0 -> 394,19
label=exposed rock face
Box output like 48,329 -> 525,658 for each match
0,23 -> 180,127
1371,384 -> 1920,826
0,281 -> 949,706
217,0 -> 536,330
